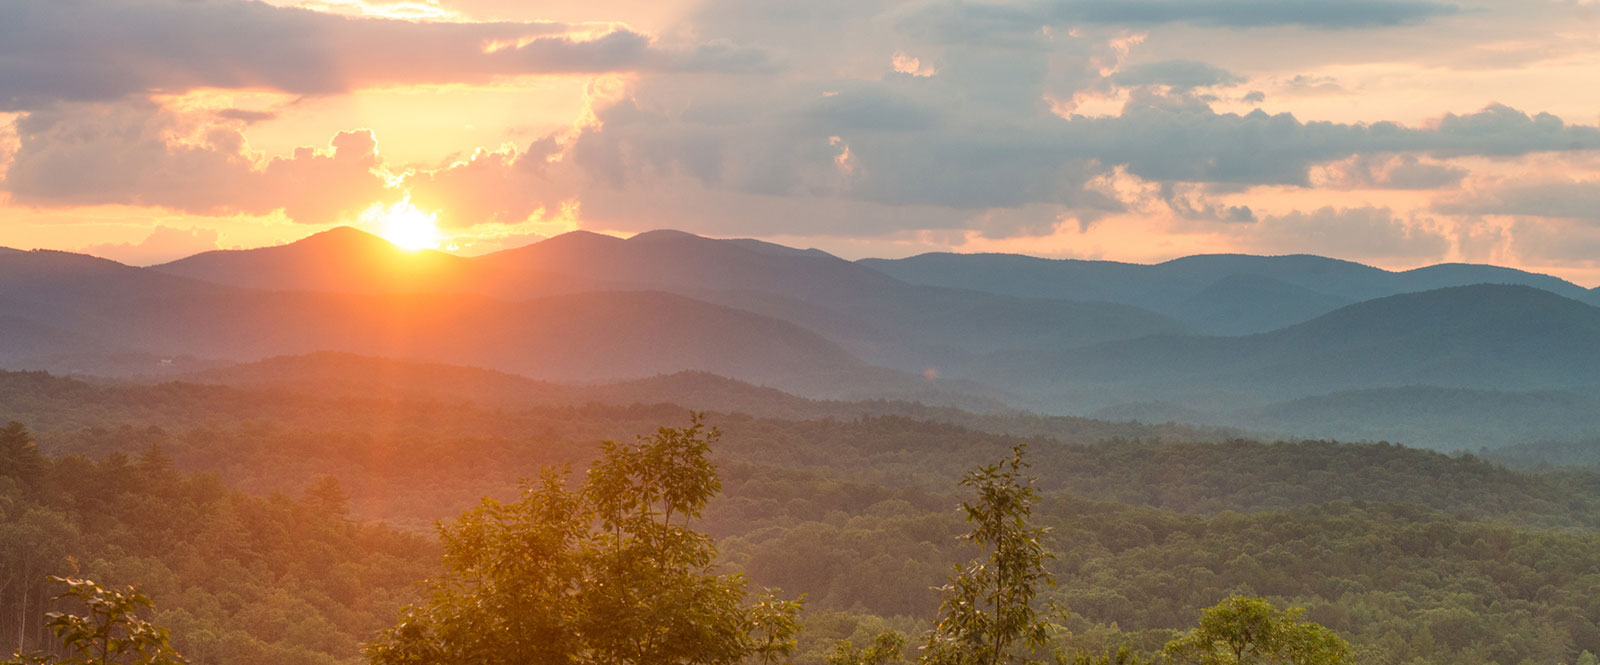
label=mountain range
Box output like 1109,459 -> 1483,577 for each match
862,252 -> 1600,334
6,226 -> 1600,449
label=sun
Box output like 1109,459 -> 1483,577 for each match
362,197 -> 442,251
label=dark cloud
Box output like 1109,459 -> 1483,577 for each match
1158,183 -> 1255,221
391,84 -> 1600,237
894,0 -> 1459,45
1065,100 -> 1600,186
1045,0 -> 1460,28
0,0 -> 774,110
1112,60 -> 1244,92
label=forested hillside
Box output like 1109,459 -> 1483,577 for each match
5,370 -> 1600,665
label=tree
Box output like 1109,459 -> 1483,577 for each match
1163,596 -> 1351,665
365,413 -> 801,665
922,445 -> 1056,665
302,476 -> 350,518
0,423 -> 44,487
3,576 -> 185,665
827,631 -> 906,665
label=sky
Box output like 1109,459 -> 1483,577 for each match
3,0 -> 1600,284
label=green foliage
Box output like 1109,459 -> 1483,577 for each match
827,632 -> 906,665
924,445 -> 1056,665
14,370 -> 1600,665
1054,645 -> 1151,665
1162,597 -> 1349,665
4,576 -> 185,665
364,414 -> 801,665
0,421 -> 46,487
0,422 -> 434,665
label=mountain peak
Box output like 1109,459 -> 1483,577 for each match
149,225 -> 467,294
293,225 -> 392,249
628,229 -> 703,243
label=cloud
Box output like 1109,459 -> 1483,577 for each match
0,0 -> 775,110
1045,0 -> 1461,28
1240,206 -> 1450,260
1314,154 -> 1468,190
895,0 -> 1459,43
1062,100 -> 1600,186
405,139 -> 569,228
1,0 -> 1590,251
81,225 -> 220,265
1505,218 -> 1600,264
384,81 -> 1600,239
1112,60 -> 1244,92
3,99 -> 393,223
215,108 -> 278,124
1436,177 -> 1600,221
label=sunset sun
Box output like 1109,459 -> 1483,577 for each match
363,198 -> 442,251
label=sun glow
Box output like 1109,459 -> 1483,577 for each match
362,197 -> 442,251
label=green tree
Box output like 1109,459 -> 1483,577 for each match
365,414 -> 801,665
4,576 -> 185,665
923,445 -> 1056,665
827,631 -> 906,665
1163,596 -> 1351,665
0,422 -> 44,487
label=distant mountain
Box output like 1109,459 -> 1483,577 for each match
1236,386 -> 1600,451
3,247 -> 997,400
173,353 -> 1011,416
0,315 -> 128,365
862,252 -> 1595,334
174,352 -> 820,412
1169,274 -> 1353,336
151,227 -> 620,296
149,228 -> 1186,374
103,288 -> 936,398
35,229 -> 1600,440
0,249 -> 238,376
476,229 -> 1185,370
972,284 -> 1600,410
153,226 -> 466,293
0,248 -> 225,307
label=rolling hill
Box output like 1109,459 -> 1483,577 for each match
862,252 -> 1596,334
173,352 -> 1008,415
971,284 -> 1600,411
150,227 -> 1188,374
2,247 -> 994,400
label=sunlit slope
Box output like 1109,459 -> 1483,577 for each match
864,252 -> 1595,334
151,226 -> 620,296
973,284 -> 1600,409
